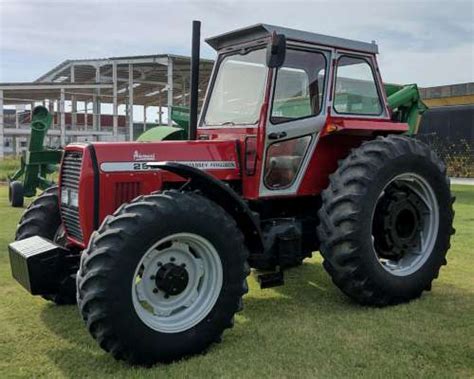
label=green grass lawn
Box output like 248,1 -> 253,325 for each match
0,157 -> 21,182
0,185 -> 473,378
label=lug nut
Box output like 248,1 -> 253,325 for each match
157,262 -> 162,267
181,263 -> 186,267
150,275 -> 155,280
153,288 -> 158,293
170,257 -> 176,262
164,294 -> 170,299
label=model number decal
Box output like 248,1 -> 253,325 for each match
100,161 -> 236,172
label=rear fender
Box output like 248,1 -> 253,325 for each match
151,162 -> 264,255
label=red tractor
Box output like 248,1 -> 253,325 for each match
9,22 -> 454,365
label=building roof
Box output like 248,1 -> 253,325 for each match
0,54 -> 215,106
206,23 -> 379,54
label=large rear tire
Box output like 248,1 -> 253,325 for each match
15,186 -> 77,305
77,190 -> 249,365
317,135 -> 455,306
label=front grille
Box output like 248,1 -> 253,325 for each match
60,151 -> 83,241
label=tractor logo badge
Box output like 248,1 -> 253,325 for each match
133,150 -> 156,161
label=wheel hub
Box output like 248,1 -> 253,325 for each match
371,173 -> 440,276
373,187 -> 423,259
155,263 -> 189,296
131,233 -> 223,333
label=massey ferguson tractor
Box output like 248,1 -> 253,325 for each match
9,22 -> 454,365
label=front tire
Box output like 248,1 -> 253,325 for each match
77,190 -> 249,365
317,135 -> 455,306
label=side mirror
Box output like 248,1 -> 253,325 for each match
266,32 -> 286,68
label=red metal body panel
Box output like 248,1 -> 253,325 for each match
297,133 -> 366,195
94,141 -> 240,220
297,114 -> 407,196
62,140 -> 241,247
326,117 -> 408,134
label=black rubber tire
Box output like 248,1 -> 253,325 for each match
9,181 -> 24,208
77,190 -> 250,365
15,186 -> 77,305
317,135 -> 455,306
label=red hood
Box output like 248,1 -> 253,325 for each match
61,139 -> 242,248
90,139 -> 241,180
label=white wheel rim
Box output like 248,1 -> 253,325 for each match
371,173 -> 440,277
131,233 -> 223,333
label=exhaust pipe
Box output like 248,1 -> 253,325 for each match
189,20 -> 201,140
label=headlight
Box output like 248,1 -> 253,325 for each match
61,189 -> 69,205
69,190 -> 79,208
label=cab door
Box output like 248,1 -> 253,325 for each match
259,47 -> 331,197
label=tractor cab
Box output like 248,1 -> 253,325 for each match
197,24 -> 393,198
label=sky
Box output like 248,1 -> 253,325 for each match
0,0 -> 473,120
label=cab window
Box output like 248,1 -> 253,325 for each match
264,136 -> 312,189
334,56 -> 382,115
271,49 -> 326,124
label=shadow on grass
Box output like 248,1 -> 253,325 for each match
37,262 -> 339,375
39,304 -> 138,376
38,260 -> 472,377
260,259 -> 473,312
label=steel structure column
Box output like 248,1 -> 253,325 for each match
143,105 -> 147,132
14,105 -> 20,155
95,66 -> 101,131
158,90 -> 162,125
60,88 -> 66,146
112,62 -> 118,138
167,56 -> 173,126
182,78 -> 186,106
128,64 -> 134,141
84,101 -> 88,130
0,89 -> 4,158
71,65 -> 77,127
92,95 -> 97,130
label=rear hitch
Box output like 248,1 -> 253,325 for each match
257,267 -> 285,289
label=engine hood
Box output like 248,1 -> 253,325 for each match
90,139 -> 241,180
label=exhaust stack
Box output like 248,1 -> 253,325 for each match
189,20 -> 201,140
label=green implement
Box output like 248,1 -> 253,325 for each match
8,106 -> 62,207
384,83 -> 428,134
136,106 -> 190,142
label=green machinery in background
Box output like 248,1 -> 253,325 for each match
384,83 -> 428,133
137,106 -> 190,141
8,106 -> 62,207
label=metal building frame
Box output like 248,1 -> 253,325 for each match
0,54 -> 214,158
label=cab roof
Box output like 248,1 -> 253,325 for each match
206,23 -> 378,54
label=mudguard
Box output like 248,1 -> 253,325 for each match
149,161 -> 264,255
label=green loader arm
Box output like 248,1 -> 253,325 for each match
384,83 -> 428,134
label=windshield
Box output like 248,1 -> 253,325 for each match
204,48 -> 267,126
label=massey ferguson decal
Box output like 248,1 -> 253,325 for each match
133,150 -> 156,161
100,160 -> 237,172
